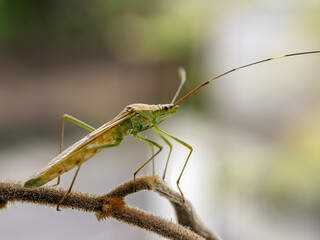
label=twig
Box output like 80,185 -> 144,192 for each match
0,175 -> 220,240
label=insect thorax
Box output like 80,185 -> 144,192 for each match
130,111 -> 154,132
126,103 -> 177,133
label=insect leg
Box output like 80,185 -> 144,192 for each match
56,138 -> 123,211
53,114 -> 96,187
145,144 -> 155,175
154,127 -> 193,203
151,147 -> 155,175
60,114 -> 96,152
133,133 -> 163,191
145,141 -> 156,175
152,127 -> 173,180
51,175 -> 61,187
85,137 -> 123,150
56,163 -> 82,211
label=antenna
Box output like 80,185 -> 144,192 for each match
170,66 -> 186,104
174,50 -> 320,106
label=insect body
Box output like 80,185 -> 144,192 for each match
24,50 -> 320,210
24,103 -> 185,210
24,104 -> 177,189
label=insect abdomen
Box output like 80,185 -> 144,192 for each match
24,132 -> 118,189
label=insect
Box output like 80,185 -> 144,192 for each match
24,50 -> 320,210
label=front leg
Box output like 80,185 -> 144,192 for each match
133,133 -> 163,191
152,127 -> 173,180
154,127 -> 193,203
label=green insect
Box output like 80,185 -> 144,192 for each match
24,50 -> 320,210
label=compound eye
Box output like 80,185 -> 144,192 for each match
127,106 -> 133,112
164,105 -> 169,111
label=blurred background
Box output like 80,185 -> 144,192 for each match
1,0 -> 320,239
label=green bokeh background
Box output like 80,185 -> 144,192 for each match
0,1 -> 320,239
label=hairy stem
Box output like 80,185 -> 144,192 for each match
0,176 -> 220,240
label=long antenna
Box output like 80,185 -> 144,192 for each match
174,50 -> 320,106
170,66 -> 186,104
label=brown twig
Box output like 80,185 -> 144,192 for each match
0,176 -> 220,240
